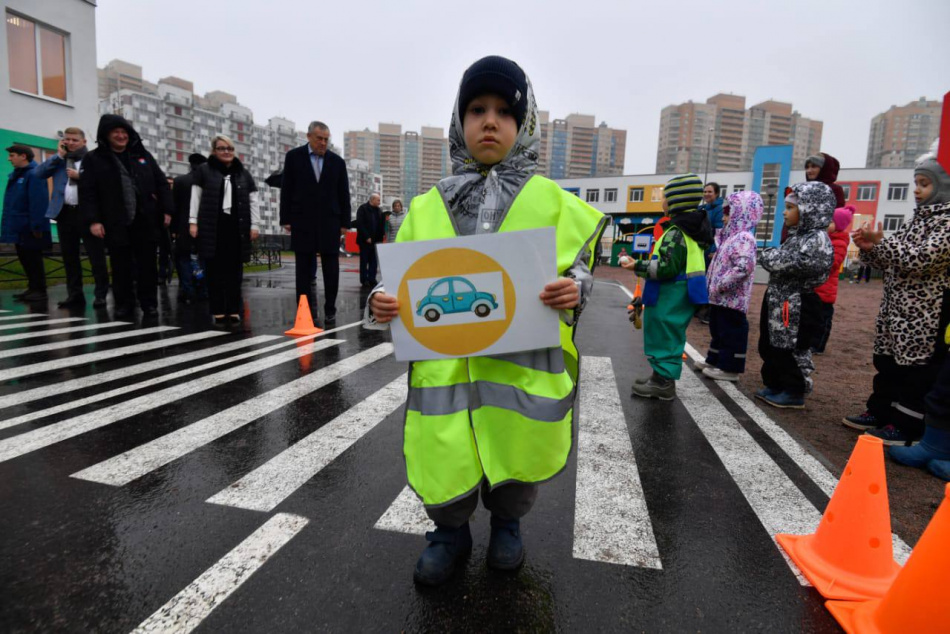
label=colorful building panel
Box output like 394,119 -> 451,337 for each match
625,184 -> 664,213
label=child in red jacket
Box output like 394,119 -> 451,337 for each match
812,205 -> 854,354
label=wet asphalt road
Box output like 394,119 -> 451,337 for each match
0,261 -> 854,633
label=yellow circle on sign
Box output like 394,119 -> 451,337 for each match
398,248 -> 516,356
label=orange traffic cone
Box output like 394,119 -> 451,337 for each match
285,295 -> 323,337
776,435 -> 900,601
826,483 -> 950,633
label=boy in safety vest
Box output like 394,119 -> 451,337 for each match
367,56 -> 605,586
622,174 -> 712,400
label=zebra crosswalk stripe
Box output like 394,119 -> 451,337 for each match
73,344 -> 395,486
374,485 -> 431,535
0,330 -> 280,409
0,321 -> 130,344
0,326 -> 179,360
0,339 -> 343,462
0,317 -> 85,332
208,371 -> 407,512
0,313 -> 48,322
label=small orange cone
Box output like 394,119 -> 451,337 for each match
826,483 -> 950,633
285,295 -> 323,337
776,435 -> 900,601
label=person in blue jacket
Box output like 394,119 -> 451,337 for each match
695,182 -> 724,323
2,145 -> 52,302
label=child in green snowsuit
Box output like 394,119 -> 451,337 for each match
625,173 -> 712,400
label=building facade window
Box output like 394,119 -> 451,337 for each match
882,215 -> 904,231
733,184 -> 746,192
629,187 -> 644,203
887,183 -> 908,201
604,188 -> 617,203
586,189 -> 600,203
840,184 -> 851,201
856,184 -> 878,201
6,12 -> 67,101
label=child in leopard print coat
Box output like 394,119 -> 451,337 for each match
845,141 -> 950,447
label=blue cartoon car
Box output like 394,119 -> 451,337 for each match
416,276 -> 498,323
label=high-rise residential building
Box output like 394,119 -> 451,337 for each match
98,60 -> 308,235
97,58 -> 156,101
343,123 -> 450,204
537,112 -> 626,179
866,97 -> 942,168
346,158 -> 383,214
655,94 -> 823,174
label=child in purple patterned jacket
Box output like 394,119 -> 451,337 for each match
699,191 -> 764,381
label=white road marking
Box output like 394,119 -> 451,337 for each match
573,356 -> 663,568
374,485 -> 432,535
0,333 -> 272,407
0,330 -> 229,385
0,326 -> 178,360
130,513 -> 309,634
75,344 -> 395,486
0,339 -> 343,462
682,341 -> 913,564
0,321 -> 130,344
0,313 -> 48,322
209,371 -> 406,512
0,317 -> 85,331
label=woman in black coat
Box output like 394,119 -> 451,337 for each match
189,135 -> 259,323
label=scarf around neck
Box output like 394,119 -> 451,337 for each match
437,70 -> 541,236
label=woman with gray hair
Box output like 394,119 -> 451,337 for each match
189,135 -> 260,323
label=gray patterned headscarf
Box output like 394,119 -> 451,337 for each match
437,69 -> 541,236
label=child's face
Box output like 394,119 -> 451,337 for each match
914,174 -> 933,204
463,94 -> 518,166
827,220 -> 836,234
783,202 -> 800,227
805,164 -> 820,181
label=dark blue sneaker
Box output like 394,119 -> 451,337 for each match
762,391 -> 805,409
754,386 -> 779,401
487,516 -> 525,571
842,411 -> 878,431
413,522 -> 472,586
926,459 -> 950,482
866,425 -> 920,447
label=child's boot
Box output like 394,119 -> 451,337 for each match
762,391 -> 805,409
413,522 -> 472,586
889,425 -> 950,468
487,516 -> 524,571
926,459 -> 950,482
631,372 -> 676,401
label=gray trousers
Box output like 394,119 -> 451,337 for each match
426,480 -> 538,528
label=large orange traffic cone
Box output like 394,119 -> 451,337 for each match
776,435 -> 900,601
285,295 -> 323,337
826,483 -> 950,633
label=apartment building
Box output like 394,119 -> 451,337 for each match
537,112 -> 626,179
346,158 -> 383,214
866,97 -> 942,168
656,94 -> 823,174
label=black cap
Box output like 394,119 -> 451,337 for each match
458,56 -> 528,130
5,144 -> 34,161
188,153 -> 207,167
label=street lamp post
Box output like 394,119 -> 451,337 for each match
763,182 -> 779,247
703,127 -> 714,183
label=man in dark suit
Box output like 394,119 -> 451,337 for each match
354,192 -> 384,287
279,121 -> 351,323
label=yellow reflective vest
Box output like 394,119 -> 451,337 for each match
397,175 -> 606,508
640,225 -> 709,307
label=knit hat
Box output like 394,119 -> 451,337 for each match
805,154 -> 825,168
663,173 -> 704,215
458,56 -> 529,131
833,205 -> 855,232
914,139 -> 950,206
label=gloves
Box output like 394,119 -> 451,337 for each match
627,297 -> 643,330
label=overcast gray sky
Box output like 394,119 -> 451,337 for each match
96,0 -> 950,173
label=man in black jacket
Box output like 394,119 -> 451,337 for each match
172,153 -> 207,304
79,114 -> 172,319
355,193 -> 384,287
279,121 -> 351,323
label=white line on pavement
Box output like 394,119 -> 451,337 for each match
0,326 -> 178,360
209,371 -> 406,512
75,344 -> 395,486
0,313 -> 48,322
0,317 -> 85,331
574,356 -> 663,568
374,485 -> 432,535
0,339 -> 343,461
682,342 -> 912,564
0,330 -> 229,385
130,513 -> 309,634
0,321 -> 130,344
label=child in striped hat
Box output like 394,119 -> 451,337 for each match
622,173 -> 713,399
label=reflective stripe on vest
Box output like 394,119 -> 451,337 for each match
641,224 -> 709,307
398,175 -> 605,507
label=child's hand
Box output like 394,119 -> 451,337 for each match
851,222 -> 884,252
619,256 -> 636,270
540,277 -> 579,310
370,292 -> 400,323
